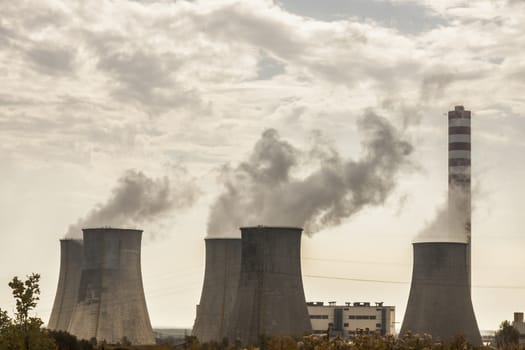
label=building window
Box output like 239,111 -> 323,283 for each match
344,323 -> 349,327
310,315 -> 329,319
376,323 -> 381,328
349,316 -> 355,319
369,316 -> 377,320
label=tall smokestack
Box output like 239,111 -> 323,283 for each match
448,106 -> 471,283
68,228 -> 155,345
192,238 -> 241,342
400,243 -> 481,345
48,239 -> 83,331
227,226 -> 312,345
401,106 -> 480,344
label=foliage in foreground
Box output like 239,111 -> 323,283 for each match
48,330 -> 95,350
495,321 -> 520,350
179,333 -> 492,350
0,273 -> 56,350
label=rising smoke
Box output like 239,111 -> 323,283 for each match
207,111 -> 413,237
415,184 -> 471,243
65,169 -> 198,238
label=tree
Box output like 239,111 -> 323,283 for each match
48,330 -> 95,350
495,320 -> 520,349
8,274 -> 40,328
0,273 -> 56,350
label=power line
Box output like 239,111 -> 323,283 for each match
304,274 -> 525,290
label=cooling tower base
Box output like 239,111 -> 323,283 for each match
400,242 -> 481,346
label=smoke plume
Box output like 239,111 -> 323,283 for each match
415,185 -> 470,243
207,111 -> 413,237
66,169 -> 198,238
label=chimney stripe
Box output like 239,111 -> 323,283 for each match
449,150 -> 471,159
449,166 -> 470,174
449,118 -> 471,127
449,142 -> 471,150
449,134 -> 471,143
449,126 -> 471,134
449,158 -> 471,166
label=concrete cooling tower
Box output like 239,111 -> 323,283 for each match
400,242 -> 481,345
192,238 -> 241,343
48,239 -> 83,331
68,228 -> 155,345
227,226 -> 312,345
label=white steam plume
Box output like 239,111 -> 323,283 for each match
66,169 -> 198,238
415,184 -> 471,243
207,111 -> 413,237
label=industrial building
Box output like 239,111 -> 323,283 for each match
192,238 -> 241,342
67,228 -> 155,345
400,106 -> 481,346
227,226 -> 312,345
307,301 -> 395,338
48,239 -> 84,331
512,312 -> 525,344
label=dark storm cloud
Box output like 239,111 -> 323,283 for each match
207,111 -> 413,236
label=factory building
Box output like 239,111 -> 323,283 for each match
307,301 -> 395,338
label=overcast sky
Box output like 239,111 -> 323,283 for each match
1,0 -> 525,331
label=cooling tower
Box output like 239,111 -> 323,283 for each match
68,228 -> 155,345
48,239 -> 83,331
192,238 -> 241,343
227,226 -> 312,345
400,242 -> 481,345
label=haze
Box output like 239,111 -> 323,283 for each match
1,0 -> 524,332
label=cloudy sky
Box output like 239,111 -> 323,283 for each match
1,0 -> 525,331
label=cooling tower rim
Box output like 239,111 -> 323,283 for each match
60,238 -> 83,242
411,241 -> 468,246
204,237 -> 241,241
82,227 -> 143,233
240,225 -> 303,231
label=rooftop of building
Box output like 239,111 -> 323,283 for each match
307,301 -> 392,308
